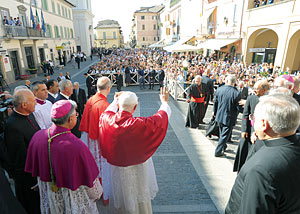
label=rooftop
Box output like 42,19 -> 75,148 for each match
134,5 -> 165,13
95,20 -> 121,29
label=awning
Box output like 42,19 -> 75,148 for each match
164,36 -> 195,52
204,7 -> 216,19
171,44 -> 200,52
149,39 -> 165,48
197,38 -> 240,50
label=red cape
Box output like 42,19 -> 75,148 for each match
99,110 -> 168,167
79,93 -> 109,140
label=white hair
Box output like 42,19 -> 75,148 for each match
225,75 -> 236,85
59,79 -> 72,91
274,76 -> 294,90
118,91 -> 138,112
74,82 -> 79,86
254,94 -> 300,134
269,88 -> 293,97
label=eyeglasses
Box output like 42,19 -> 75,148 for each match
71,112 -> 79,118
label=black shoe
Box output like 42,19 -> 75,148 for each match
215,152 -> 224,157
199,121 -> 206,125
223,145 -> 227,152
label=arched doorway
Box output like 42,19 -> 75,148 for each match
229,46 -> 236,61
284,30 -> 300,73
246,28 -> 278,65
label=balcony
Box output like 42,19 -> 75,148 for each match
247,0 -> 294,26
3,25 -> 51,39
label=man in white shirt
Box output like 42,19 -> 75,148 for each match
32,81 -> 53,129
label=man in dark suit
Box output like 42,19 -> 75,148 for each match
201,69 -> 214,122
238,81 -> 248,100
55,80 -> 81,138
213,75 -> 241,157
158,68 -> 165,89
84,73 -> 94,98
226,94 -> 300,214
70,82 -> 86,118
149,68 -> 156,90
65,71 -> 71,80
45,79 -> 59,104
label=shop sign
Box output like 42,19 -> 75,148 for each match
249,48 -> 265,53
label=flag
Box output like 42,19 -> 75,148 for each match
41,9 -> 46,33
35,9 -> 40,31
30,7 -> 36,29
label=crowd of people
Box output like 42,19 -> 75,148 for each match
1,47 -> 300,213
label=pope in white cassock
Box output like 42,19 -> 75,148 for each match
99,88 -> 171,214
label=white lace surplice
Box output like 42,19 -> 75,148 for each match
38,177 -> 102,214
108,158 -> 158,214
80,132 -> 111,201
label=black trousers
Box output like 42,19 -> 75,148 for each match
14,172 -> 40,214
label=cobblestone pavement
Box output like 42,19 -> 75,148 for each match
8,63 -> 239,213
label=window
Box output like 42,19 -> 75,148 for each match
69,9 -> 71,19
25,47 -> 35,69
142,24 -> 145,30
158,36 -> 160,41
64,27 -> 67,38
47,24 -> 53,38
54,25 -> 59,38
113,31 -> 117,39
153,24 -> 156,30
62,6 -> 65,16
65,8 -> 67,18
86,0 -> 89,10
42,0 -> 48,11
141,16 -> 145,20
103,32 -> 106,39
154,37 -> 156,41
142,37 -> 145,41
57,3 -> 61,15
152,16 -> 156,20
70,28 -> 73,38
52,1 -> 55,13
60,26 -> 63,38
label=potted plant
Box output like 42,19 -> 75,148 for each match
27,67 -> 38,74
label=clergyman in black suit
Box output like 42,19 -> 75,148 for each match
201,69 -> 214,122
55,79 -> 81,138
213,75 -> 241,157
70,82 -> 86,118
45,79 -> 59,104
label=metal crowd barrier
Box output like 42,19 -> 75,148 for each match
98,72 -> 160,87
165,78 -> 191,102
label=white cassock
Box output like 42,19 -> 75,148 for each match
104,101 -> 171,214
33,99 -> 53,129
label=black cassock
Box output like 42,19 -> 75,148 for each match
186,83 -> 209,128
4,111 -> 41,214
233,94 -> 264,172
0,167 -> 26,214
116,73 -> 123,92
227,135 -> 300,214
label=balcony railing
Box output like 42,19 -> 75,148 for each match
3,25 -> 50,38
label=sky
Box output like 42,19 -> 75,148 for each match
91,0 -> 163,43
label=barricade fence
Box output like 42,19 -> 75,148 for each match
165,78 -> 191,102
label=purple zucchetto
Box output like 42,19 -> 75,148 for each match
282,75 -> 294,84
51,100 -> 72,119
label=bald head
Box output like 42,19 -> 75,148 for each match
97,76 -> 111,92
194,75 -> 202,86
13,89 -> 37,114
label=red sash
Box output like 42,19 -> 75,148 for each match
191,96 -> 205,103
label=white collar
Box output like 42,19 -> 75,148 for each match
48,91 -> 58,98
60,92 -> 69,99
